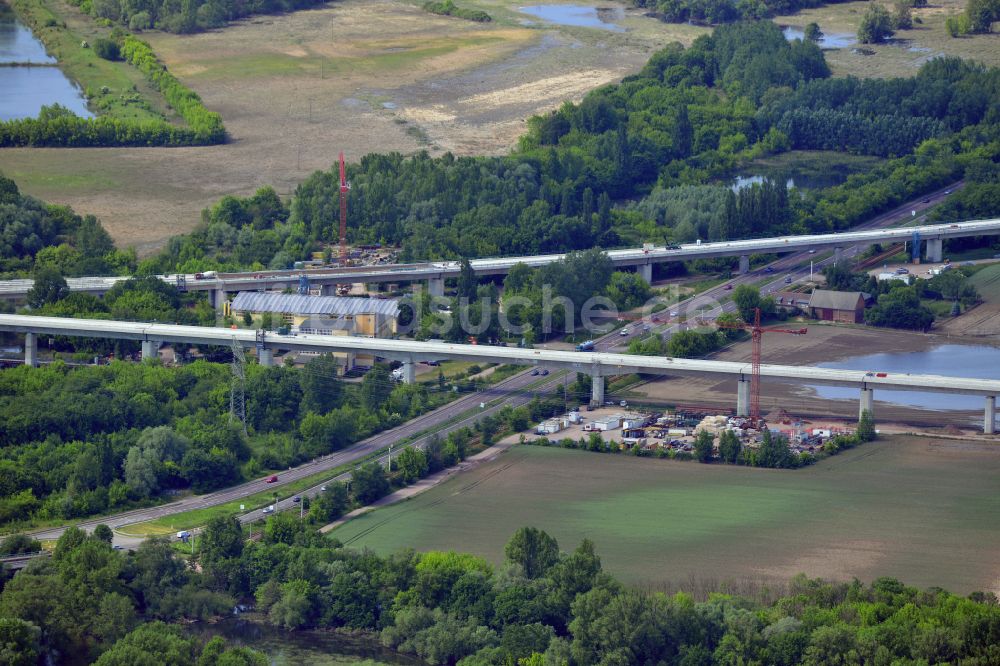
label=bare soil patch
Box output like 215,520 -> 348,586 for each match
632,324 -> 999,429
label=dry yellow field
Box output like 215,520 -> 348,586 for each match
1,0 -> 696,252
3,0 -> 997,253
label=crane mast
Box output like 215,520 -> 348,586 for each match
716,307 -> 807,427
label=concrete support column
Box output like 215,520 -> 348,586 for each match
859,387 -> 874,420
737,378 -> 750,417
985,396 -> 996,435
591,374 -> 605,407
401,360 -> 416,384
638,263 -> 653,284
211,289 -> 228,309
926,238 -> 943,263
427,278 -> 444,298
258,348 -> 274,367
833,247 -> 844,264
24,332 -> 37,367
739,255 -> 750,274
141,339 -> 158,361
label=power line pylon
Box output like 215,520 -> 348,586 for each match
229,338 -> 248,435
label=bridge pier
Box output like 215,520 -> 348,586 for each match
833,247 -> 844,264
986,396 -> 996,435
24,332 -> 37,367
141,339 -> 159,361
739,255 -> 750,274
736,378 -> 750,417
210,289 -> 229,309
258,348 -> 274,367
859,387 -> 874,420
926,238 -> 943,263
401,360 -> 416,384
638,263 -> 653,284
590,375 -> 605,407
427,278 -> 445,298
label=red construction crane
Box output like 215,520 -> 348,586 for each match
715,307 -> 806,427
338,151 -> 350,264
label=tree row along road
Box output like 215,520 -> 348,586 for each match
26,182 -> 961,542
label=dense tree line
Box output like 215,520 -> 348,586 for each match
629,0 -> 849,25
119,35 -> 225,142
4,523 -> 998,665
0,351 -> 453,527
0,528 -> 267,664
0,173 -> 135,277
70,0 -> 326,32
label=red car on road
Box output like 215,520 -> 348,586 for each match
265,475 -> 278,483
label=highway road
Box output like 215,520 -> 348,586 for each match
0,182 -> 984,299
22,181 -> 972,544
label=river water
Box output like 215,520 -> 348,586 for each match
809,344 -> 1000,411
0,8 -> 92,120
519,4 -> 626,31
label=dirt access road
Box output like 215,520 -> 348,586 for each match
3,0 -> 700,253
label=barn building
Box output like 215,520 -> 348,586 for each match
808,290 -> 866,324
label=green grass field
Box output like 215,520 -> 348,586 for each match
330,437 -> 1000,594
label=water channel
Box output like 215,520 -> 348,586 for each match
518,4 -> 626,31
0,6 -> 92,120
808,344 -> 1000,411
782,26 -> 855,49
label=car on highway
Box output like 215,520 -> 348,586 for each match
895,267 -> 909,274
263,506 -> 275,514
945,189 -> 952,194
670,311 -> 679,317
764,266 -> 774,273
643,324 -> 651,331
266,475 -> 278,483
922,199 -> 930,203
320,485 -> 328,492
531,368 -> 540,376
724,284 -> 733,290
784,275 -> 792,284
808,249 -> 816,254
540,369 -> 549,376
620,327 -> 630,336
292,496 -> 301,503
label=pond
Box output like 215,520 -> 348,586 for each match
187,618 -> 424,665
729,172 -> 844,192
782,26 -> 855,49
808,345 -> 1000,411
519,5 -> 626,31
0,9 -> 92,120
